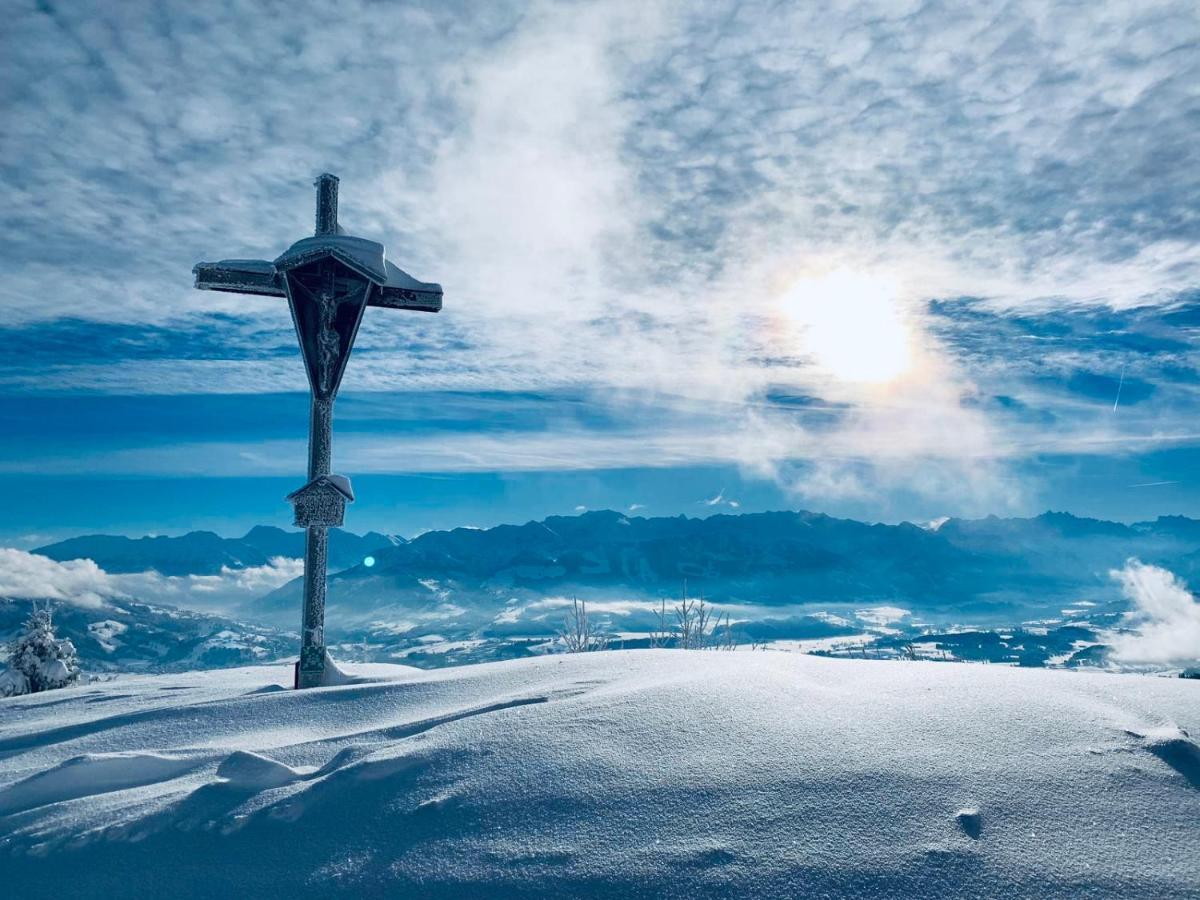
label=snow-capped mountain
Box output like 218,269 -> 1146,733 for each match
253,509 -> 1200,625
15,509 -> 1198,674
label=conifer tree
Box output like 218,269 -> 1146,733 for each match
3,603 -> 80,695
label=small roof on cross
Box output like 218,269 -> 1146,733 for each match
287,474 -> 355,503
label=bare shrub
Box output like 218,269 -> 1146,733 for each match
648,598 -> 672,649
714,612 -> 736,651
558,598 -> 610,653
646,587 -> 739,650
675,596 -> 715,650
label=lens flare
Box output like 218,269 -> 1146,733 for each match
779,268 -> 912,383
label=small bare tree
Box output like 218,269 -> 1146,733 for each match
558,597 -> 609,653
675,596 -> 715,650
648,598 -> 672,649
646,585 -> 735,650
714,612 -> 737,650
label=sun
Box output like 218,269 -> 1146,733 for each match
779,267 -> 913,384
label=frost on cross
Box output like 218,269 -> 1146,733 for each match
192,174 -> 442,688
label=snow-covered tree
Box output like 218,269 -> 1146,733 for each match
3,603 -> 80,695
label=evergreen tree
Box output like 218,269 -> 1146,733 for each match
3,603 -> 80,695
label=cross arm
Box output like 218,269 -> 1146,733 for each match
373,286 -> 442,313
193,256 -> 441,313
193,259 -> 286,297
375,258 -> 442,312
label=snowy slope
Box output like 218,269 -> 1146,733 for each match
1,652 -> 1198,898
0,598 -> 294,674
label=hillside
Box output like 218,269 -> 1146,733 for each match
0,598 -> 293,673
2,653 -> 1197,898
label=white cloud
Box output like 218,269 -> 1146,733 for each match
1106,559 -> 1200,667
855,606 -> 911,627
0,549 -> 302,614
112,558 -> 304,613
0,549 -> 114,609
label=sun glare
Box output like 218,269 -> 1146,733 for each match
779,268 -> 912,384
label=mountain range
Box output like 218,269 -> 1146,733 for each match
12,508 -> 1199,672
35,525 -> 402,576
26,509 -> 1200,646
251,509 -> 1200,630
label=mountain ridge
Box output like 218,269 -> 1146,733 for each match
248,508 -> 1200,626
34,526 -> 401,576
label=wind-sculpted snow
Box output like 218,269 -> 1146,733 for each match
1,654 -> 1198,898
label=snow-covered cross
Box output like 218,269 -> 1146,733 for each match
193,175 -> 443,688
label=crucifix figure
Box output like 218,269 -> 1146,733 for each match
193,174 -> 443,687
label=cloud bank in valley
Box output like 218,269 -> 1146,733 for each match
0,549 -> 113,609
0,549 -> 302,615
1107,559 -> 1200,667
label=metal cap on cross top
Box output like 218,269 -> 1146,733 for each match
192,175 -> 443,688
314,173 -> 339,235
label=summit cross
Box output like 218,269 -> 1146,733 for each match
193,174 -> 443,688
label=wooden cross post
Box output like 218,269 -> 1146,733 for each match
193,174 -> 443,687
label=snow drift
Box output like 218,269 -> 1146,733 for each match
1,652 -> 1197,898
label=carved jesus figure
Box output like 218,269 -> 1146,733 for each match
316,285 -> 341,395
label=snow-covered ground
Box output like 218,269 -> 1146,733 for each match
2,652 -> 1198,898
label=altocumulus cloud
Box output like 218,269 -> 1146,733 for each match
2,0 -> 1199,510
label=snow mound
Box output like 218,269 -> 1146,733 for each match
1,654 -> 1198,898
215,751 -> 307,790
1128,726 -> 1200,790
0,752 -> 207,817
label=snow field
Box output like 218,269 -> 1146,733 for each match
1,652 -> 1198,898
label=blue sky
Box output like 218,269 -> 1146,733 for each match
1,0 -> 1199,543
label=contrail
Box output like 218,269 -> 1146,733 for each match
1128,480 -> 1180,488
1112,363 -> 1126,412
